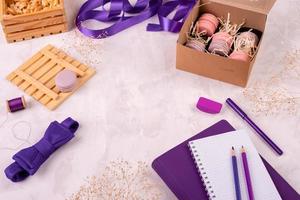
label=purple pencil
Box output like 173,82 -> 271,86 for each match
231,147 -> 241,200
241,146 -> 254,200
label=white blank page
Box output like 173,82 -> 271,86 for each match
188,130 -> 282,200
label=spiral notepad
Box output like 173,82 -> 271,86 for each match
188,130 -> 282,200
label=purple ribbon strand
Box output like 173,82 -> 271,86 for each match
76,0 -> 196,38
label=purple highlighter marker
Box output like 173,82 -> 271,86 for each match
226,98 -> 283,156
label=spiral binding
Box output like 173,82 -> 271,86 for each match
189,141 -> 216,200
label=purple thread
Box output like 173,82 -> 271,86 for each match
7,97 -> 26,113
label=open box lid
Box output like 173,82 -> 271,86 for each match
203,0 -> 277,15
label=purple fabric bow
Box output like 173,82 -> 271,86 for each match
76,0 -> 196,38
5,117 -> 79,182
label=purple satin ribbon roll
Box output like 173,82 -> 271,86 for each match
76,0 -> 196,38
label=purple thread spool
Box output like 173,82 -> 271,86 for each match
6,96 -> 26,113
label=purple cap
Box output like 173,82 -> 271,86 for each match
196,97 -> 222,114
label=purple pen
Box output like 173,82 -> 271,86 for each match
226,98 -> 283,156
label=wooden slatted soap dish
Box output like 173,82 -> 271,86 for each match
7,45 -> 96,110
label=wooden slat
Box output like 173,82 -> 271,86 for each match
32,50 -> 71,101
14,70 -> 59,100
61,0 -> 65,8
4,15 -> 65,33
78,64 -> 89,71
25,64 -> 59,96
19,59 -> 56,91
41,49 -> 85,76
10,53 -> 46,86
7,45 -> 96,110
7,53 -> 43,81
32,60 -> 57,79
7,45 -> 53,81
8,25 -> 66,43
25,46 -> 61,96
25,56 -> 50,74
6,23 -> 66,41
2,7 -> 64,25
31,64 -> 62,99
0,0 -> 5,23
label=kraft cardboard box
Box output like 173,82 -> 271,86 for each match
176,0 -> 276,87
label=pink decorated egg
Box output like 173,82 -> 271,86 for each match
196,13 -> 219,36
199,13 -> 219,28
186,40 -> 206,52
229,51 -> 251,62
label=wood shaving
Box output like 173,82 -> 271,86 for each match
66,160 -> 162,200
6,0 -> 60,15
61,30 -> 103,69
243,49 -> 300,116
218,13 -> 245,36
186,21 -> 211,45
233,31 -> 258,58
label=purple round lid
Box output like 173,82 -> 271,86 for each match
55,69 -> 77,92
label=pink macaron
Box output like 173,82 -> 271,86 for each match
212,32 -> 233,46
229,50 -> 251,62
208,31 -> 234,56
196,13 -> 219,36
186,40 -> 206,52
237,31 -> 259,47
209,39 -> 230,56
199,13 -> 219,28
197,20 -> 216,36
55,69 -> 78,93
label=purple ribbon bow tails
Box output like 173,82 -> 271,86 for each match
76,0 -> 196,39
5,117 -> 79,182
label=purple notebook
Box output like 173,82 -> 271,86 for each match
152,120 -> 300,200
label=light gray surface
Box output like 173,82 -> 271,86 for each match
0,0 -> 299,199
